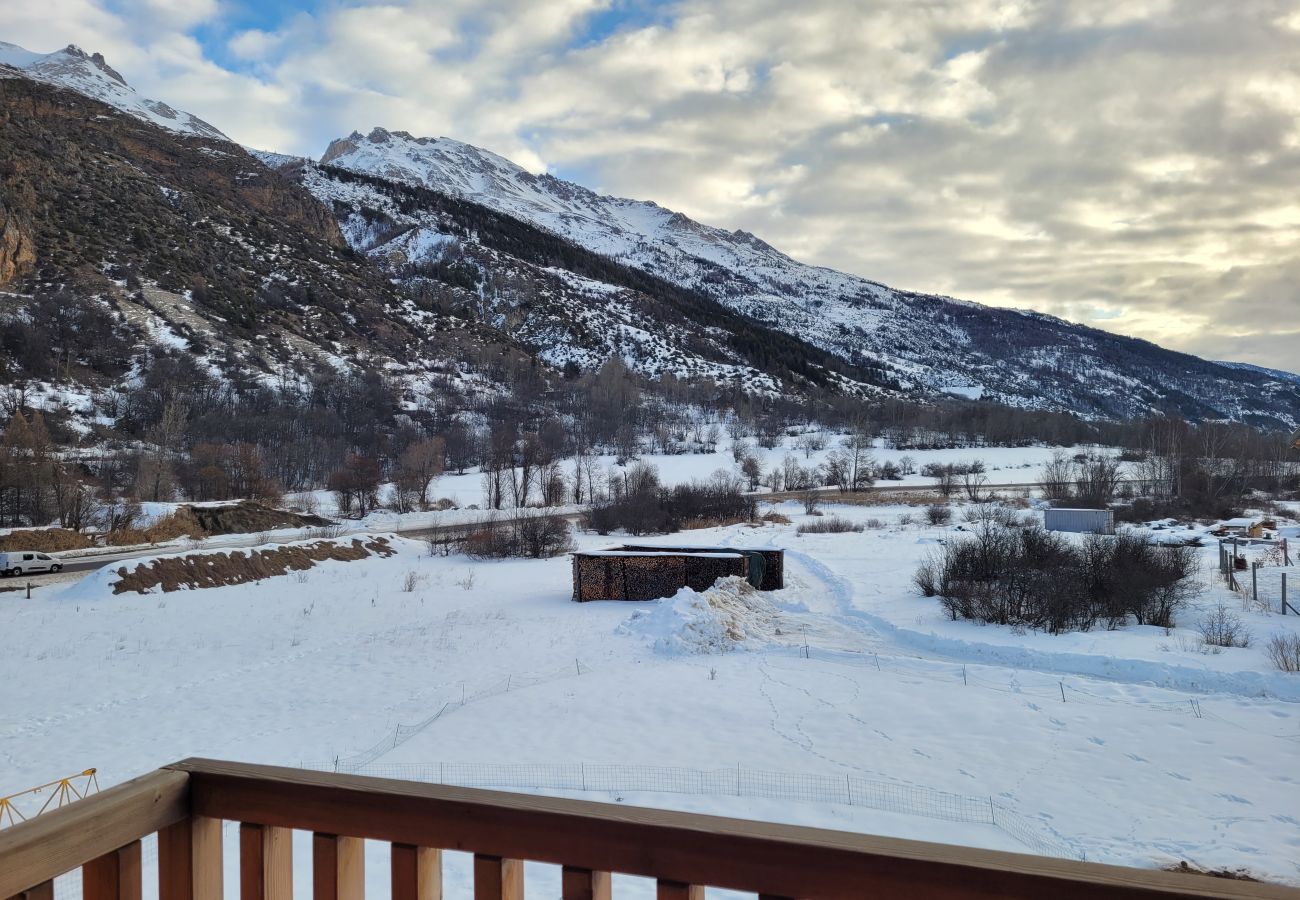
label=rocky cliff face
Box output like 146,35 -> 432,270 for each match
0,200 -> 34,285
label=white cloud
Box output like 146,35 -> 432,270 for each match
1,0 -> 1297,370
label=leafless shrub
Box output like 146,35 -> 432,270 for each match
1197,604 -> 1251,648
462,513 -> 573,559
925,504 -> 952,526
914,554 -> 941,597
796,515 -> 864,534
401,570 -> 425,593
920,525 -> 1200,633
1265,633 -> 1300,672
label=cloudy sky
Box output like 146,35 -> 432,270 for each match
4,0 -> 1299,371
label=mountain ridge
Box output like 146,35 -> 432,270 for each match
0,41 -> 228,141
317,127 -> 1300,427
0,40 -> 1295,430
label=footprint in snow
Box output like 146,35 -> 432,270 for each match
1027,702 -> 1041,712
1214,793 -> 1252,805
1125,753 -> 1148,763
1166,771 -> 1191,782
912,748 -> 931,759
1087,736 -> 1105,746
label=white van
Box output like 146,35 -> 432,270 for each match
0,552 -> 63,576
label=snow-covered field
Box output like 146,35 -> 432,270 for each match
2,497 -> 1298,894
290,440 -> 1093,514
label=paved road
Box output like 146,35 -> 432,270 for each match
4,512 -> 588,588
4,482 -> 1042,589
760,480 -> 1043,502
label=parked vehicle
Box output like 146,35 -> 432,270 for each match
0,552 -> 62,576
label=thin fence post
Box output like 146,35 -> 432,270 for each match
1284,573 -> 1289,615
988,797 -> 996,825
1252,562 -> 1258,605
962,665 -> 967,686
1059,682 -> 1065,703
846,774 -> 852,806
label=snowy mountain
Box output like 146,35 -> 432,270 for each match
282,159 -> 885,395
319,128 -> 1300,427
0,41 -> 227,141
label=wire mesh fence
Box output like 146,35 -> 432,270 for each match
325,760 -> 1080,861
781,645 -> 1199,714
1250,565 -> 1298,616
325,659 -> 593,773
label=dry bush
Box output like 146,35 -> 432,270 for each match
797,516 -> 864,534
925,504 -> 952,526
1197,604 -> 1251,649
1265,633 -> 1300,672
921,525 -> 1200,633
106,509 -> 204,546
461,514 -> 573,559
760,511 -> 792,525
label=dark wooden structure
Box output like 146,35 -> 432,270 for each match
572,547 -> 784,601
614,545 -> 785,591
572,551 -> 747,602
2,758 -> 1295,900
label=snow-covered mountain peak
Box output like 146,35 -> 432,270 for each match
315,126 -> 1300,425
0,41 -> 227,141
319,127 -> 809,272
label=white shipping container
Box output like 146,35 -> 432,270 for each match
1044,508 -> 1115,535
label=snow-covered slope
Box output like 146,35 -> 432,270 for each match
319,129 -> 1300,427
0,41 -> 227,141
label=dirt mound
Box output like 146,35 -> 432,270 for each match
0,528 -> 95,552
183,501 -> 331,536
111,536 -> 395,594
106,509 -> 205,546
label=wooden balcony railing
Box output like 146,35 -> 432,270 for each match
1,758 -> 1295,900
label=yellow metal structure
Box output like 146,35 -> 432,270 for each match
0,769 -> 99,827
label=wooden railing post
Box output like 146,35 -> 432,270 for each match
392,845 -> 441,900
159,817 -> 223,900
656,881 -> 703,900
561,867 -> 611,900
313,834 -> 364,900
84,841 -> 141,900
240,824 -> 292,900
6,882 -> 53,900
474,855 -> 523,900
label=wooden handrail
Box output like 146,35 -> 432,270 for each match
2,759 -> 1297,900
169,758 -> 1299,900
0,769 -> 188,898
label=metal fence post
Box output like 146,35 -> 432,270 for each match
1284,573 -> 1289,615
1252,562 -> 1258,605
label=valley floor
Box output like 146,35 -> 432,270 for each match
2,500 -> 1298,896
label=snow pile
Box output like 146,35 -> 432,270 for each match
619,576 -> 783,655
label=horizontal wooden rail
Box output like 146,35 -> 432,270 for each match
169,758 -> 1299,900
0,769 -> 188,898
